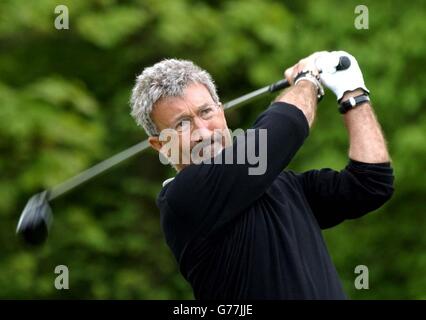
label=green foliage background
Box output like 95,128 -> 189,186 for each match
0,0 -> 425,299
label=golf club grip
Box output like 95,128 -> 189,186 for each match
336,56 -> 351,71
269,56 -> 349,94
269,79 -> 290,93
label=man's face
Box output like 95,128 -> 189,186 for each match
148,82 -> 231,171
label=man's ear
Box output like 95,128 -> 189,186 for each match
149,135 -> 172,165
148,136 -> 163,153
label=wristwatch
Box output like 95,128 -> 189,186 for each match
339,94 -> 370,114
294,70 -> 325,101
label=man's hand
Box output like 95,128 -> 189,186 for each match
280,50 -> 389,164
315,51 -> 369,101
276,51 -> 330,127
317,51 -> 390,163
284,51 -> 327,84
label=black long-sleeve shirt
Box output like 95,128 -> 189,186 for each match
156,102 -> 395,299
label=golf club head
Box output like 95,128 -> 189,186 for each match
16,191 -> 53,245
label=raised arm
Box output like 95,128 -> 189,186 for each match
298,51 -> 394,229
342,89 -> 390,163
162,53 -> 330,234
277,51 -> 328,127
164,99 -> 309,234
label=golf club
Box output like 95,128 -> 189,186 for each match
16,56 -> 351,245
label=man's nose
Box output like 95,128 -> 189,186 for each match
191,117 -> 211,142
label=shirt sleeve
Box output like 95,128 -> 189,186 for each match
162,102 -> 310,234
297,159 -> 395,229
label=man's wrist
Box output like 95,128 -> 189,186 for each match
294,71 -> 325,101
295,79 -> 319,99
339,89 -> 370,114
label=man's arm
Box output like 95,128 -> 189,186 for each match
297,51 -> 394,229
342,89 -> 390,163
164,100 -> 309,234
297,89 -> 395,229
275,81 -> 318,128
275,51 -> 328,127
162,53 -> 328,234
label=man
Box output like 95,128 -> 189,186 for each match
130,51 -> 394,299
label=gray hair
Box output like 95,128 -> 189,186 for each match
130,59 -> 220,136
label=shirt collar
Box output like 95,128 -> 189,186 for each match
162,177 -> 175,187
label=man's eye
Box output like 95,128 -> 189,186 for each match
176,119 -> 191,130
201,107 -> 214,117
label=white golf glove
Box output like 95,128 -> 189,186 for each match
315,51 -> 369,101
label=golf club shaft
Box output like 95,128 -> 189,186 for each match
48,79 -> 290,201
223,79 -> 288,110
48,140 -> 150,200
